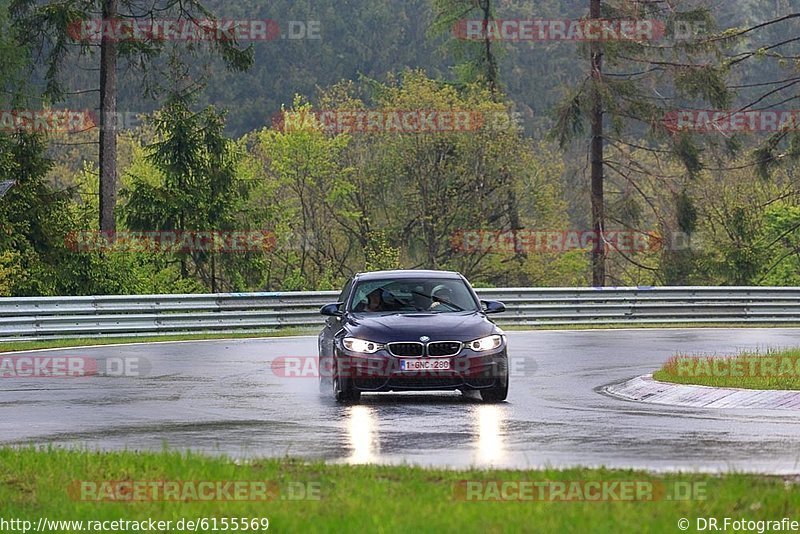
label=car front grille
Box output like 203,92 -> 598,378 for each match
388,375 -> 464,389
387,342 -> 424,357
427,341 -> 462,357
353,376 -> 389,390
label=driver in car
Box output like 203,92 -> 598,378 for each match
429,285 -> 454,310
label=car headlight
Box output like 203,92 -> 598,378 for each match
342,337 -> 383,354
469,335 -> 504,352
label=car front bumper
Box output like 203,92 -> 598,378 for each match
333,347 -> 508,392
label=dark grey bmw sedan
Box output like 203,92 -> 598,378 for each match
318,270 -> 508,403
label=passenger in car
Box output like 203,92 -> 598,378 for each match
355,288 -> 386,312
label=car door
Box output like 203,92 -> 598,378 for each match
320,277 -> 353,359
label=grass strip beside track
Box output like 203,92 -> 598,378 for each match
0,329 -> 317,353
1,448 -> 798,533
654,348 -> 800,390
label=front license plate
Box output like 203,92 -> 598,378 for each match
400,359 -> 451,371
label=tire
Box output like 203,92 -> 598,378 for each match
319,375 -> 330,394
333,367 -> 361,403
318,352 -> 331,394
480,357 -> 509,403
319,356 -> 331,394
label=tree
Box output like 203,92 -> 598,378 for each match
122,92 -> 247,292
431,0 -> 533,277
312,72 -> 567,283
10,0 -> 253,231
588,0 -> 605,287
551,0 -> 731,286
257,99 -> 355,290
431,0 -> 502,95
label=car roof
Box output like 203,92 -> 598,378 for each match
354,270 -> 463,281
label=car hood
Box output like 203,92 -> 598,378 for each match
344,312 -> 497,343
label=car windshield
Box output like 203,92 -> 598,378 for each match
349,278 -> 479,314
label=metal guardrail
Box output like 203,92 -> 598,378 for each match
1,287 -> 800,340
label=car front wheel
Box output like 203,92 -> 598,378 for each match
480,357 -> 509,403
319,357 -> 331,394
332,364 -> 361,403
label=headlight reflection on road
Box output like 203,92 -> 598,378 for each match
475,405 -> 507,465
346,406 -> 380,464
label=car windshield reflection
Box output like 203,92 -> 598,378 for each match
349,278 -> 479,314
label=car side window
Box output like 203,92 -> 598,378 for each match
337,279 -> 354,310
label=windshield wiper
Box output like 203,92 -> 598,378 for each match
432,299 -> 464,311
406,289 -> 465,312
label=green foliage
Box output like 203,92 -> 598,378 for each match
758,203 -> 800,286
0,0 -> 28,107
0,250 -> 22,296
2,1 -> 800,294
430,0 -> 504,93
0,131 -> 149,296
9,0 -> 253,103
121,92 -> 252,292
365,231 -> 400,272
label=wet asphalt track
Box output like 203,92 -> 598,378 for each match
2,328 -> 800,473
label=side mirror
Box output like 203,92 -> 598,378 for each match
320,303 -> 344,317
482,300 -> 506,314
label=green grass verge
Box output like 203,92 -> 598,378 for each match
0,329 -> 317,354
1,448 -> 797,533
653,348 -> 800,390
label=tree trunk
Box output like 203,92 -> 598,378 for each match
211,254 -> 217,293
99,0 -> 118,232
479,0 -> 499,95
589,0 -> 605,287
